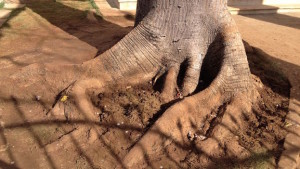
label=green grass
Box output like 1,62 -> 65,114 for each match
88,0 -> 102,16
215,151 -> 275,169
0,0 -> 4,9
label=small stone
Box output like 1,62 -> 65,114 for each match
125,131 -> 129,134
0,121 -> 5,127
194,133 -> 198,139
117,123 -> 120,126
126,86 -> 132,89
160,166 -> 163,169
198,135 -> 207,141
10,161 -> 14,165
187,131 -> 193,141
210,114 -> 217,118
121,122 -> 124,125
35,95 -> 41,101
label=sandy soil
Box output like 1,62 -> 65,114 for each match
0,1 -> 297,169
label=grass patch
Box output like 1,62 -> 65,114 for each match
232,152 -> 274,169
0,1 -> 4,9
88,0 -> 102,16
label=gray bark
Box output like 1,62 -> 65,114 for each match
85,0 -> 250,98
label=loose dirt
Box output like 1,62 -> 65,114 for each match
74,48 -> 290,169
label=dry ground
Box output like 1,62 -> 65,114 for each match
0,1 -> 299,168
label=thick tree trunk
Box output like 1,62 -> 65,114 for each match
81,0 -> 250,98
50,0 -> 254,167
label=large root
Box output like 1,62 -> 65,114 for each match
122,72 -> 258,168
46,1 -> 265,168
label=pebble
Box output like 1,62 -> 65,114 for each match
125,131 -> 129,134
210,114 -> 217,118
0,121 -> 5,127
117,123 -> 120,126
187,131 -> 193,141
160,166 -> 163,169
36,95 -> 41,101
198,135 -> 207,141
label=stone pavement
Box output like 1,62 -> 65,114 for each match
233,13 -> 300,168
0,2 -> 24,27
94,0 -> 135,17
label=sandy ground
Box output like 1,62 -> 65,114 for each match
233,13 -> 300,168
0,1 -> 299,168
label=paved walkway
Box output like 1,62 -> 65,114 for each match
233,13 -> 300,168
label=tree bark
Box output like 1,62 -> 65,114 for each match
80,0 -> 250,99
50,0 -> 254,167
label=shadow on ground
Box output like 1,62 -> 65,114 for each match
241,12 -> 300,30
25,1 -> 132,55
0,43 -> 298,168
228,0 -> 300,30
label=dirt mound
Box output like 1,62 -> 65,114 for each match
0,47 -> 290,169
60,49 -> 289,168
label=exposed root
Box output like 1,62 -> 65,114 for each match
50,78 -> 106,121
121,67 -> 259,168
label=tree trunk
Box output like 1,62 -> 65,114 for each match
49,0 -> 255,167
80,0 -> 250,98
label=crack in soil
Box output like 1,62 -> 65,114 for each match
43,127 -> 77,147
